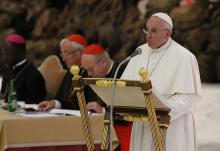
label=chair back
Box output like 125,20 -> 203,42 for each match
38,55 -> 66,98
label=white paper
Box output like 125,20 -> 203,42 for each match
15,104 -> 83,118
15,112 -> 61,118
49,109 -> 82,116
24,104 -> 39,110
15,104 -> 100,118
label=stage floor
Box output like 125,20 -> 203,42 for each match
196,83 -> 220,151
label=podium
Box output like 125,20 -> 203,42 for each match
70,65 -> 170,151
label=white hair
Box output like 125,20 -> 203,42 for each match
163,21 -> 173,32
93,51 -> 110,61
59,39 -> 85,50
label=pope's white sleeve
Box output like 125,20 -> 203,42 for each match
152,87 -> 198,121
163,94 -> 197,121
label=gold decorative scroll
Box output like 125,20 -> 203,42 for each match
96,80 -> 126,87
123,115 -> 148,122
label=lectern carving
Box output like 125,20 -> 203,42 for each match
70,65 -> 170,151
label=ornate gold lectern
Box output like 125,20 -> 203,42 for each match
70,65 -> 170,151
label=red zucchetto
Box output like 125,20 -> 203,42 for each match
83,44 -> 106,55
60,34 -> 88,50
66,34 -> 88,47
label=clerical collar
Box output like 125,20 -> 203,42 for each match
106,60 -> 113,75
153,37 -> 172,52
147,38 -> 172,77
13,59 -> 27,69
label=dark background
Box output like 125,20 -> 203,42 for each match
0,0 -> 219,82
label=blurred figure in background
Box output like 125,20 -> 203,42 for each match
81,43 -> 125,111
81,43 -> 130,151
38,34 -> 87,110
38,34 -> 103,113
82,43 -> 124,79
0,34 -> 46,104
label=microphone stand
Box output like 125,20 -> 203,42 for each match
109,48 -> 142,151
109,56 -> 131,151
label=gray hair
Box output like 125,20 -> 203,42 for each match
163,21 -> 173,32
93,51 -> 110,61
59,39 -> 85,50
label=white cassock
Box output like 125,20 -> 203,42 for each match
121,38 -> 202,151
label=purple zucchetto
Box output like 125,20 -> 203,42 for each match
5,34 -> 26,44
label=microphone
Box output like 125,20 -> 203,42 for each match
109,48 -> 142,151
130,47 -> 142,58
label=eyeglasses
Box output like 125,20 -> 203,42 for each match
60,49 -> 80,58
143,28 -> 168,37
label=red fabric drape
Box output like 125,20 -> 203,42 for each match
114,123 -> 132,151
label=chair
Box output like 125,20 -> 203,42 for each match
38,55 -> 66,99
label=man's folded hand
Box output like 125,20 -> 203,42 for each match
38,100 -> 55,111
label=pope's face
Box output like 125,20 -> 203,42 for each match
145,16 -> 170,49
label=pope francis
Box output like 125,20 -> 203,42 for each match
121,12 -> 202,151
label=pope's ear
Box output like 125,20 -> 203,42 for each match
167,30 -> 172,36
